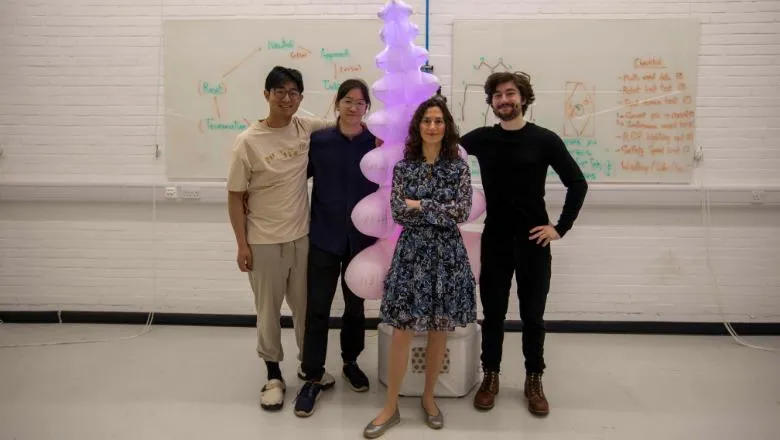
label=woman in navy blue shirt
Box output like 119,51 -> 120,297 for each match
294,79 -> 379,417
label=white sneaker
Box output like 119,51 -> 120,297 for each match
260,378 -> 285,411
297,365 -> 335,389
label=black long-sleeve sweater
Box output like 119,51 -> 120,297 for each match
460,122 -> 588,237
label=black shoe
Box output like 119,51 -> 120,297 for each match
294,381 -> 324,418
343,362 -> 369,392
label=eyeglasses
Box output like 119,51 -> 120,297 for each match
340,99 -> 367,109
271,88 -> 301,100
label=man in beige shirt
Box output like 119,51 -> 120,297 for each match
226,66 -> 334,411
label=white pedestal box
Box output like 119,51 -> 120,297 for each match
377,322 -> 481,397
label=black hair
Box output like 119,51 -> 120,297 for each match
433,87 -> 447,104
264,66 -> 304,93
335,78 -> 371,109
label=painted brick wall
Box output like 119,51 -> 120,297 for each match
1,0 -> 778,322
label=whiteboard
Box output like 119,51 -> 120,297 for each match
452,19 -> 701,184
163,19 -> 385,180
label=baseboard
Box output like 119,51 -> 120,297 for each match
1,311 -> 778,335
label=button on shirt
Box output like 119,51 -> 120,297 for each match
308,126 -> 379,256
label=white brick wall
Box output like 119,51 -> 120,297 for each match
0,0 -> 779,322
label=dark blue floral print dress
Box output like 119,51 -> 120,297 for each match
380,157 -> 477,332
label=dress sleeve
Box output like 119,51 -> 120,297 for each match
390,162 -> 424,227
419,160 -> 472,227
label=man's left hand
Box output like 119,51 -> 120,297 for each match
529,225 -> 560,247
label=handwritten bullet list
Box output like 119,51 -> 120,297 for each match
616,57 -> 695,175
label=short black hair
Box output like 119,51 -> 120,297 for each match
433,87 -> 447,104
264,66 -> 304,93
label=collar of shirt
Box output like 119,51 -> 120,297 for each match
317,124 -> 372,144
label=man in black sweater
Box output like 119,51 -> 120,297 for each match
460,72 -> 587,416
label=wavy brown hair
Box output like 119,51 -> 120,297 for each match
484,71 -> 535,115
404,98 -> 460,162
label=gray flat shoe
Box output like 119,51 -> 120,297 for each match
363,406 -> 400,439
421,401 -> 443,429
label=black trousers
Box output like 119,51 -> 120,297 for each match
301,244 -> 366,380
479,225 -> 552,374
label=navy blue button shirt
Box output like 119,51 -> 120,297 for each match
308,125 -> 379,257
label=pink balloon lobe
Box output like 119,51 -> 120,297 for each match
377,0 -> 413,21
458,145 -> 468,160
376,45 -> 428,74
378,20 -> 418,47
351,189 -> 394,238
377,226 -> 402,257
371,74 -> 402,104
344,244 -> 391,300
468,189 -> 486,223
366,107 -> 408,144
359,148 -> 388,185
409,71 -> 440,104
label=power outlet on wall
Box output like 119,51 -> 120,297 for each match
180,186 -> 201,200
693,145 -> 703,162
164,186 -> 178,200
750,190 -> 765,204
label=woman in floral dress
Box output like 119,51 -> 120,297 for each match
363,98 -> 477,438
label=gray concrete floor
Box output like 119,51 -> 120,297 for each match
1,324 -> 778,440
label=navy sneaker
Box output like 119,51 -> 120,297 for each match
294,381 -> 324,418
343,362 -> 369,392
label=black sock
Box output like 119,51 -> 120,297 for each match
265,361 -> 282,381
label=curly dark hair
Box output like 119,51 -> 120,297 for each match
484,71 -> 535,115
404,98 -> 460,162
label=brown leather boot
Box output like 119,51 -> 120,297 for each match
524,372 -> 549,416
473,370 -> 499,410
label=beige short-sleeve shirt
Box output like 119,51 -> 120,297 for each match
227,116 -> 332,244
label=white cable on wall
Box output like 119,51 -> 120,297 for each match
1,0 -> 777,353
685,0 -> 776,354
0,0 -> 167,348
700,185 -> 779,353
